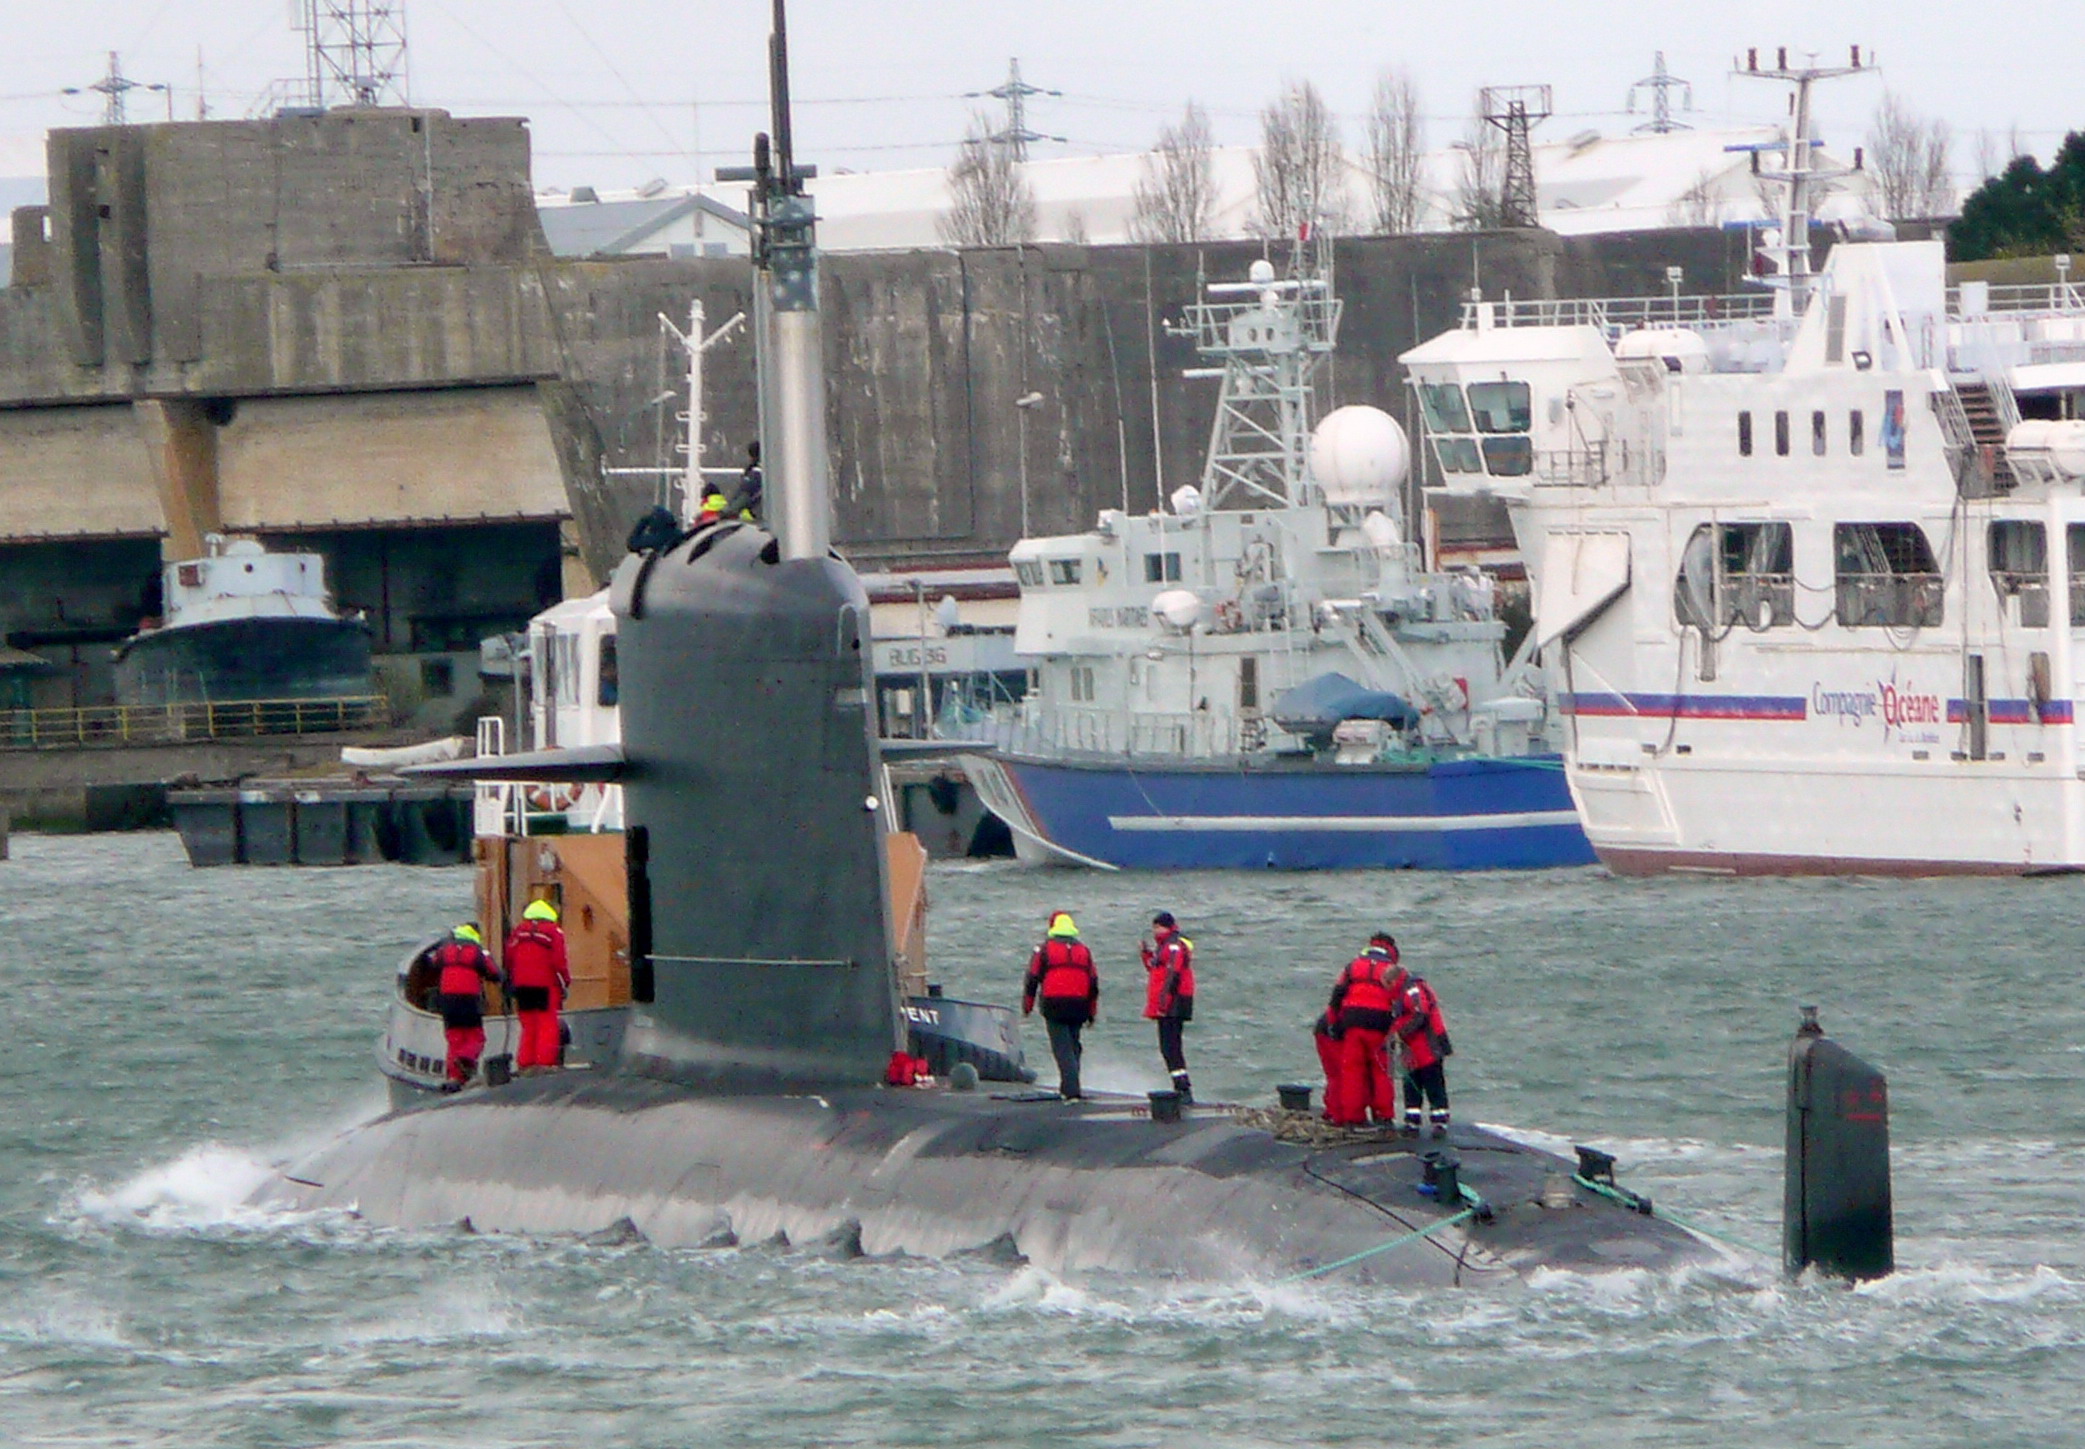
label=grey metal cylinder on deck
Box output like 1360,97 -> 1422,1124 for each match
769,308 -> 830,560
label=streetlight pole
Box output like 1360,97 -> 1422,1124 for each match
1014,390 -> 1043,537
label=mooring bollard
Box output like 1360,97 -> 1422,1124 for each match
1784,1006 -> 1894,1280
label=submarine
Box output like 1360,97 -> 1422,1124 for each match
255,2 -> 1715,1286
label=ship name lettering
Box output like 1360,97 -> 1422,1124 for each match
1878,681 -> 1941,729
1812,684 -> 1879,726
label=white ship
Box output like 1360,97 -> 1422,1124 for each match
961,239 -> 1591,871
1404,52 -> 2085,875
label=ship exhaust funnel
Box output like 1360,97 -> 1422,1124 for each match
1783,1006 -> 1894,1280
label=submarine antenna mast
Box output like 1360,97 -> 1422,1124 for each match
720,0 -> 828,561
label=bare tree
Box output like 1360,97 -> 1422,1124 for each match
1451,113 -> 1506,230
1363,69 -> 1425,234
939,111 -> 1036,247
1129,100 -> 1216,244
1251,80 -> 1346,238
1868,91 -> 1955,220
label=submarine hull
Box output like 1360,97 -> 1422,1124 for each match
262,1079 -> 1713,1285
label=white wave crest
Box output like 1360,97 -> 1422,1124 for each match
70,1142 -> 287,1232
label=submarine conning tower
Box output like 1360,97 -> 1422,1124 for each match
608,523 -> 903,1091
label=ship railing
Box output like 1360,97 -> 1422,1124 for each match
1534,441 -> 1666,489
971,706 -> 1244,760
1833,574 -> 1946,630
1948,281 -> 2085,317
1177,291 -> 1342,356
1463,294 -> 1775,332
0,695 -> 389,751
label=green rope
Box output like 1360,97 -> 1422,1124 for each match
1572,1174 -> 1776,1262
1276,1206 -> 1477,1284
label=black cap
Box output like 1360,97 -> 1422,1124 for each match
1152,911 -> 1176,929
1369,930 -> 1396,948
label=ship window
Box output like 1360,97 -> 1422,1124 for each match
1738,411 -> 1753,456
1835,522 -> 1944,628
2069,525 -> 2085,626
1068,664 -> 1097,702
597,634 -> 619,707
1481,435 -> 1534,476
1775,410 -> 1790,456
1812,411 -> 1828,456
1467,381 -> 1532,433
1434,436 -> 1482,473
1989,521 -> 2050,627
1015,561 -> 1045,587
1143,552 -> 1181,582
1674,522 -> 1795,630
1048,558 -> 1083,586
1849,410 -> 1865,456
1418,382 -> 1472,434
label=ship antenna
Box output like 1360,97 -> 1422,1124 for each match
718,0 -> 828,560
1734,45 -> 1872,316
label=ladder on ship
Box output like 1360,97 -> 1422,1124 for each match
1939,376 -> 2022,494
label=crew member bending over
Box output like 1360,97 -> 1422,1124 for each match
1325,931 -> 1401,1126
433,922 -> 498,1092
1389,960 -> 1453,1136
1023,911 -> 1099,1100
1141,911 -> 1196,1103
504,898 -> 571,1073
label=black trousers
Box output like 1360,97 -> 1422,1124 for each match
1404,1062 -> 1450,1118
1156,1017 -> 1188,1074
1045,1016 -> 1085,1099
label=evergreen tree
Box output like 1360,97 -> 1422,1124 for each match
1949,132 -> 2085,260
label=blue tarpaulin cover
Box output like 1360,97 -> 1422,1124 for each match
1270,672 -> 1417,738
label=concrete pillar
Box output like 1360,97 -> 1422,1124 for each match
559,518 -> 596,599
134,399 -> 222,562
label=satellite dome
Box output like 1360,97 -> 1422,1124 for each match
1248,258 -> 1276,285
1151,588 -> 1206,633
1169,483 -> 1203,518
1309,406 -> 1410,507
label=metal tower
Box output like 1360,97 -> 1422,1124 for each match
64,52 -> 168,125
1735,46 -> 1868,314
298,1 -> 410,108
1171,235 -> 1342,510
966,58 -> 1062,159
1628,52 -> 1693,133
1481,85 -> 1552,228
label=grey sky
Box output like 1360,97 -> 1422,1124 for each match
1,2 -> 2076,192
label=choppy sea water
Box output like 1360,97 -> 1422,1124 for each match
4,831 -> 2083,1446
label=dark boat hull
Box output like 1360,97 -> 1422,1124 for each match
262,1076 -> 1714,1285
113,614 -> 373,707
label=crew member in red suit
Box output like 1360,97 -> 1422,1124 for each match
1022,911 -> 1099,1100
1141,910 -> 1196,1103
1325,931 -> 1400,1126
1312,1008 -> 1346,1123
1389,962 -> 1453,1136
433,922 -> 497,1092
504,898 -> 571,1073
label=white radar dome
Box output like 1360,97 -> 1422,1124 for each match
1310,405 -> 1410,507
1248,258 -> 1276,284
1169,483 -> 1203,518
1151,588 -> 1206,633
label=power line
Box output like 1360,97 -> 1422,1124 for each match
62,51 -> 170,125
964,57 -> 1061,158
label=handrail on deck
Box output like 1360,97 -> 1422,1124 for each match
0,695 -> 389,750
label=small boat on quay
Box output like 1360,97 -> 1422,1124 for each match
959,240 -> 1592,870
113,534 -> 372,707
1404,52 -> 2085,875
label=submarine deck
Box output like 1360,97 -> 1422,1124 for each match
266,1075 -> 1717,1287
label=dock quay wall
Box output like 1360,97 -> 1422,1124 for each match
0,108 -> 1756,722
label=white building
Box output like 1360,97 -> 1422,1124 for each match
538,124 -> 1888,257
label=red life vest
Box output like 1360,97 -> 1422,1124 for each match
1326,950 -> 1392,1029
1393,975 -> 1449,1070
435,939 -> 492,998
1033,938 -> 1097,1003
1142,932 -> 1195,1019
504,920 -> 569,992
